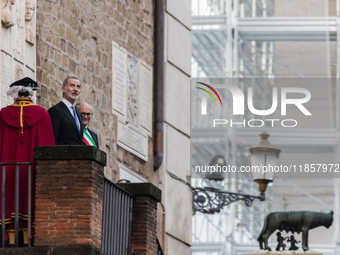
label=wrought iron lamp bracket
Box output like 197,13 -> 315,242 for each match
192,186 -> 265,215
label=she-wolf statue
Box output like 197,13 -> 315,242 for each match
257,210 -> 333,251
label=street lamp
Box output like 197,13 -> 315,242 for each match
192,132 -> 280,214
204,154 -> 227,181
247,132 -> 281,197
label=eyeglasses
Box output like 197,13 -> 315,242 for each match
81,112 -> 93,117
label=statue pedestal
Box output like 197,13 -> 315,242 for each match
249,250 -> 322,255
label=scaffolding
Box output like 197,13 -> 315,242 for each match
191,0 -> 340,254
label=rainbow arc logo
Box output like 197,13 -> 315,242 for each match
196,82 -> 222,115
196,82 -> 223,106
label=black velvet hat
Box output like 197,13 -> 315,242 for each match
10,77 -> 38,90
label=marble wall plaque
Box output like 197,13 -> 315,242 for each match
112,42 -> 127,118
117,121 -> 148,161
139,61 -> 152,133
126,54 -> 140,127
112,41 -> 153,161
119,164 -> 146,183
0,0 -> 36,108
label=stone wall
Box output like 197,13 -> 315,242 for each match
36,0 -> 156,183
159,0 -> 193,254
36,0 -> 193,254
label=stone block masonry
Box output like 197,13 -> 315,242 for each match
36,0 -> 156,181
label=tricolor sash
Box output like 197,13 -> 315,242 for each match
83,128 -> 97,147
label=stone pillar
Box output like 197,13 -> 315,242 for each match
117,183 -> 162,255
33,146 -> 106,252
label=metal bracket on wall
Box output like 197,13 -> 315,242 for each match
192,186 -> 265,215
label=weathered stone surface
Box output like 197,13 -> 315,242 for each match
117,182 -> 162,202
165,63 -> 190,135
34,145 -> 107,166
36,0 -> 155,184
166,0 -> 191,29
167,14 -> 191,75
166,124 -> 190,181
164,173 -> 192,245
167,235 -> 191,255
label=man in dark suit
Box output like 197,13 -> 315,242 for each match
75,102 -> 99,148
48,76 -> 83,145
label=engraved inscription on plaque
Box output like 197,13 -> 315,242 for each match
126,54 -> 139,127
111,41 -> 154,161
1,52 -> 12,107
139,62 -> 152,133
117,121 -> 148,161
112,42 -> 127,118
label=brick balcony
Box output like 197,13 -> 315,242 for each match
0,146 -> 162,255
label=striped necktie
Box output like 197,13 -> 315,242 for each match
71,106 -> 80,132
83,128 -> 97,147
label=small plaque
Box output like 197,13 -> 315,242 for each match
119,164 -> 146,183
117,121 -> 148,161
112,42 -> 127,118
139,61 -> 152,134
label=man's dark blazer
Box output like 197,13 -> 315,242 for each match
82,128 -> 99,148
48,101 -> 84,145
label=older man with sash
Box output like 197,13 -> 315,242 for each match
75,102 -> 99,148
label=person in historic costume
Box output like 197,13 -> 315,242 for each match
0,77 -> 55,247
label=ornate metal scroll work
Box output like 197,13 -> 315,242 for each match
192,187 -> 265,215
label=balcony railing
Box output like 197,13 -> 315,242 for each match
0,162 -> 35,248
102,178 -> 133,255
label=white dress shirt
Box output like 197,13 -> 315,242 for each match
61,98 -> 76,118
84,127 -> 93,139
